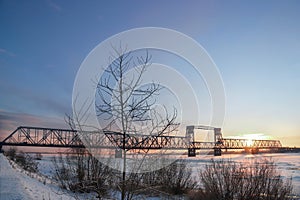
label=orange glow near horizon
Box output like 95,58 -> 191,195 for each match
227,133 -> 272,147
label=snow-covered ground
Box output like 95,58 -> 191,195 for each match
0,154 -> 76,200
0,154 -> 31,200
1,152 -> 300,199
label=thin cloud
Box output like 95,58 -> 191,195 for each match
0,48 -> 16,57
0,110 -> 68,140
46,0 -> 62,12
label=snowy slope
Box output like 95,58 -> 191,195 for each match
0,154 -> 75,200
0,154 -> 31,200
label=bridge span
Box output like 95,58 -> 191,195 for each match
0,126 -> 283,156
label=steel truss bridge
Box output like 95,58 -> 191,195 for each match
0,126 -> 282,156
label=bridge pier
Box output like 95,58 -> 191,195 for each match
251,148 -> 259,154
214,148 -> 222,156
115,149 -> 122,158
188,148 -> 196,157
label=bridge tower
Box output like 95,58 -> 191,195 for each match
186,126 -> 196,156
186,125 -> 223,156
214,128 -> 222,143
186,126 -> 195,144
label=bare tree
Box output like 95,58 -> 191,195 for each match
95,46 -> 178,200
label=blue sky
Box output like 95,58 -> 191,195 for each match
0,0 -> 299,146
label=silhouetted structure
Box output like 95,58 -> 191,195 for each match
0,125 -> 288,156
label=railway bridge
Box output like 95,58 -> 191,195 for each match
0,125 -> 282,156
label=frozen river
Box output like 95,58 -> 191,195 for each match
38,152 -> 300,196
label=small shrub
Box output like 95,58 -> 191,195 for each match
197,159 -> 294,200
5,147 -> 17,160
156,161 -> 197,195
141,160 -> 197,196
52,150 -> 114,199
15,151 -> 38,173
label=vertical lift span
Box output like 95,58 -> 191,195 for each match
186,125 -> 223,156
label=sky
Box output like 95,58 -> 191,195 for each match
0,0 -> 299,146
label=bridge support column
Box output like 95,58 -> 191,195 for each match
251,148 -> 259,154
214,148 -> 222,156
115,149 -> 122,158
188,148 -> 196,157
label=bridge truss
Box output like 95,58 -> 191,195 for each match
0,126 -> 282,155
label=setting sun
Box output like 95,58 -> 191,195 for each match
227,133 -> 271,147
242,133 -> 272,146
246,139 -> 253,146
